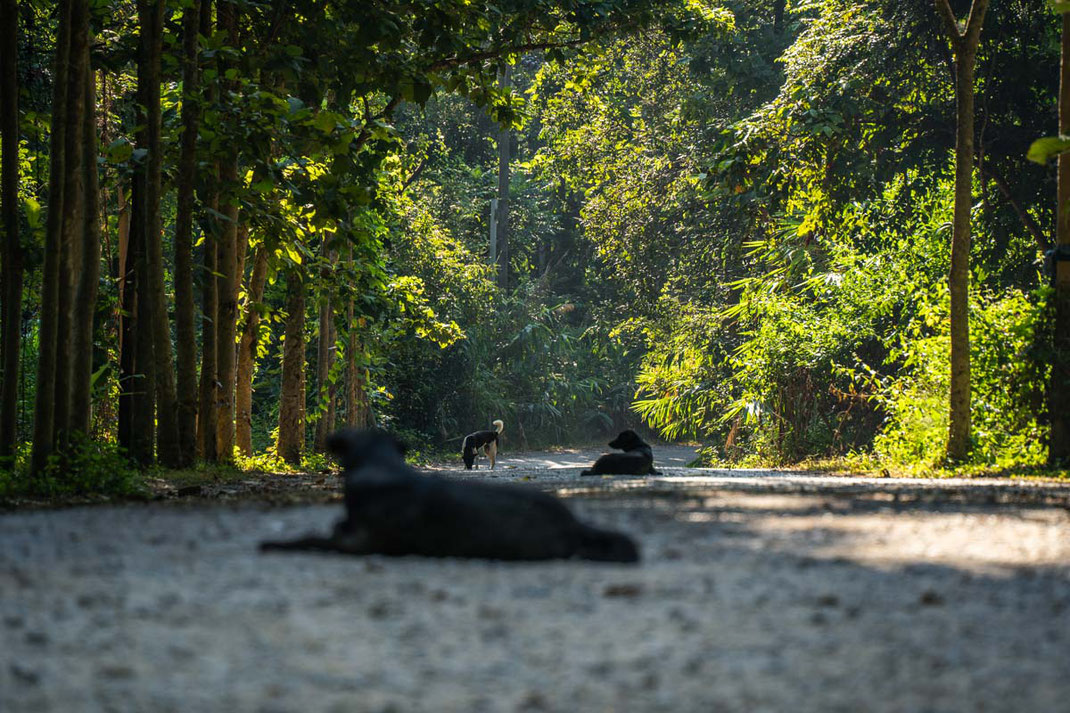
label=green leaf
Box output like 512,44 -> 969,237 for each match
1027,136 -> 1070,164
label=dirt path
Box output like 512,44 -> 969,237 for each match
3,458 -> 1070,713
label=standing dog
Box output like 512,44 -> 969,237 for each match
462,419 -> 504,470
260,428 -> 639,562
581,429 -> 661,476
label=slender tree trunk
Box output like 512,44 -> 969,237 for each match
195,0 -> 216,461
31,0 -> 73,473
1052,12 -> 1070,466
117,181 -> 137,453
277,269 -> 305,465
52,0 -> 88,451
69,59 -> 101,437
495,67 -> 511,291
313,286 -> 332,452
325,313 -> 337,436
129,159 -> 156,465
0,0 -> 22,459
235,245 -> 268,456
173,0 -> 202,462
196,192 -> 218,461
932,0 -> 989,463
214,0 -> 240,462
774,0 -> 786,35
136,0 -> 181,467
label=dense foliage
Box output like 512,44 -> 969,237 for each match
0,0 -> 1067,490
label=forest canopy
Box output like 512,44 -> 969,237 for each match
1,0 -> 1068,491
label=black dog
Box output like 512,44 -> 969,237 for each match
461,418 -> 504,470
581,430 -> 661,476
260,429 -> 639,562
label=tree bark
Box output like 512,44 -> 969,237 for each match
773,0 -> 786,35
52,0 -> 89,451
69,58 -> 101,437
313,283 -> 333,452
196,187 -> 218,461
31,0 -> 73,473
932,0 -> 989,463
235,245 -> 268,456
136,0 -> 181,467
495,67 -> 511,292
173,0 -> 202,462
1052,12 -> 1070,466
195,0 -> 216,461
214,0 -> 240,462
277,269 -> 305,465
0,0 -> 23,459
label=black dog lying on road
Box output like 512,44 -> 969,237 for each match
462,419 -> 504,470
260,429 -> 639,562
581,430 -> 661,476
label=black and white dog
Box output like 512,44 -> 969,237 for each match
581,429 -> 661,476
462,419 -> 504,470
260,428 -> 639,562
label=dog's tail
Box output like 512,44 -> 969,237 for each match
492,419 -> 504,434
575,525 -> 640,563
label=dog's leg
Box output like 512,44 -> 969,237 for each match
488,441 -> 497,469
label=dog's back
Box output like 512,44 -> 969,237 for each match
582,430 -> 659,476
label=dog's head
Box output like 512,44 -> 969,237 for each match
327,429 -> 408,471
608,429 -> 645,452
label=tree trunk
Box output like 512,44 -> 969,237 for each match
52,0 -> 88,451
1052,12 -> 1070,466
195,0 -> 216,461
31,0 -> 73,473
495,67 -> 511,292
0,0 -> 22,459
196,190 -> 218,461
235,245 -> 268,456
117,181 -> 137,453
137,0 -> 181,467
277,269 -> 305,465
313,288 -> 332,452
69,58 -> 101,437
932,0 -> 989,463
214,0 -> 240,462
774,0 -> 786,35
173,0 -> 202,462
325,313 -> 337,437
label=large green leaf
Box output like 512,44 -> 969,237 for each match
1027,136 -> 1070,164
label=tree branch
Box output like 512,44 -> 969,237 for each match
964,0 -> 991,47
931,0 -> 963,44
988,168 -> 1052,254
425,37 -> 588,72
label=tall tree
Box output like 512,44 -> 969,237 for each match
138,0 -> 182,466
31,0 -> 75,473
214,0 -> 241,462
69,59 -> 101,437
277,268 -> 306,465
235,245 -> 268,456
1052,7 -> 1070,466
173,0 -> 203,461
495,66 -> 511,291
0,0 -> 22,459
932,0 -> 990,462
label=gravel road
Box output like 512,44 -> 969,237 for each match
3,456 -> 1070,713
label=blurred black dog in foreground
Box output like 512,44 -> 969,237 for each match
260,429 -> 639,563
581,430 -> 661,476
